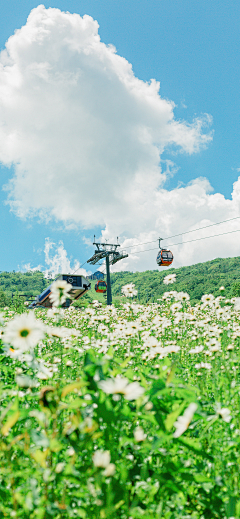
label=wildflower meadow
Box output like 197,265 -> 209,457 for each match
1,278 -> 240,518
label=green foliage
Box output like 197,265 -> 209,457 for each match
111,256 -> 240,303
0,292 -> 240,517
231,281 -> 240,297
0,289 -> 11,308
1,255 -> 240,308
0,270 -> 48,299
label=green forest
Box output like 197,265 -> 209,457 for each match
111,255 -> 240,303
1,255 -> 240,307
0,271 -> 48,307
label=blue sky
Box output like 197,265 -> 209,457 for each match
0,0 -> 239,274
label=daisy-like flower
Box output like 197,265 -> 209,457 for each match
3,312 -> 45,353
121,283 -> 138,298
15,374 -> 37,388
189,345 -> 204,354
93,450 -> 111,468
170,302 -> 182,313
134,426 -> 147,442
201,294 -> 215,305
98,376 -> 145,400
162,290 -> 178,300
49,280 -> 72,307
216,404 -> 231,423
163,273 -> 176,285
234,298 -> 240,312
175,292 -> 190,302
143,336 -> 159,348
173,402 -> 198,438
195,362 -> 212,370
102,463 -> 116,477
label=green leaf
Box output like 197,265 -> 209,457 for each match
61,381 -> 86,398
1,410 -> 20,436
164,402 -> 186,432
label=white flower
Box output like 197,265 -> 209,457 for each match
201,294 -> 215,305
47,326 -> 73,338
173,403 -> 198,438
143,336 -> 159,348
175,292 -> 190,302
16,375 -> 37,388
66,447 -> 75,456
49,280 -> 72,307
195,362 -> 212,370
98,376 -> 145,400
162,290 -> 178,300
3,312 -> 45,352
36,362 -> 53,379
121,283 -> 138,298
134,426 -> 147,442
163,274 -> 176,285
189,345 -> 204,354
102,463 -> 116,476
234,298 -> 240,312
216,404 -> 231,423
93,450 -> 111,468
170,302 -> 182,313
219,286 -> 225,291
163,344 -> 180,354
55,462 -> 65,473
92,300 -> 102,308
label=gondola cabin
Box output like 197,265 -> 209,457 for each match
95,280 -> 107,293
30,274 -> 91,308
156,248 -> 173,267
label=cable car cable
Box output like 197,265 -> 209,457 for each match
65,217 -> 240,278
117,215 -> 240,252
127,227 -> 240,255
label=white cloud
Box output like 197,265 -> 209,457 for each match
44,238 -> 90,278
21,262 -> 42,272
0,6 -> 240,271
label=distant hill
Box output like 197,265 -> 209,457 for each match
0,271 -> 48,306
110,256 -> 240,303
1,256 -> 240,307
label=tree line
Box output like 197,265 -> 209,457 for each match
1,256 -> 240,307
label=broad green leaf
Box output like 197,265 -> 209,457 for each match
115,500 -> 125,510
61,381 -> 86,398
31,449 -> 49,468
1,411 -> 20,436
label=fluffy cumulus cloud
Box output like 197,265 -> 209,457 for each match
21,238 -> 90,278
0,5 -> 240,271
43,238 -> 90,278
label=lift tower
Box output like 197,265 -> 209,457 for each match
87,238 -> 128,305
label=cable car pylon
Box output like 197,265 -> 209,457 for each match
87,237 -> 128,305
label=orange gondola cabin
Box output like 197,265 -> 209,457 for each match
156,239 -> 173,267
95,280 -> 107,293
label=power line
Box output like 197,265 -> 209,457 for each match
127,227 -> 240,255
72,217 -> 240,277
71,260 -> 88,276
118,215 -> 240,252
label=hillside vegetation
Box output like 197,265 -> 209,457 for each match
111,256 -> 240,303
1,256 -> 240,307
0,271 -> 48,306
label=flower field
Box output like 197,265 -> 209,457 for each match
1,282 -> 240,518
